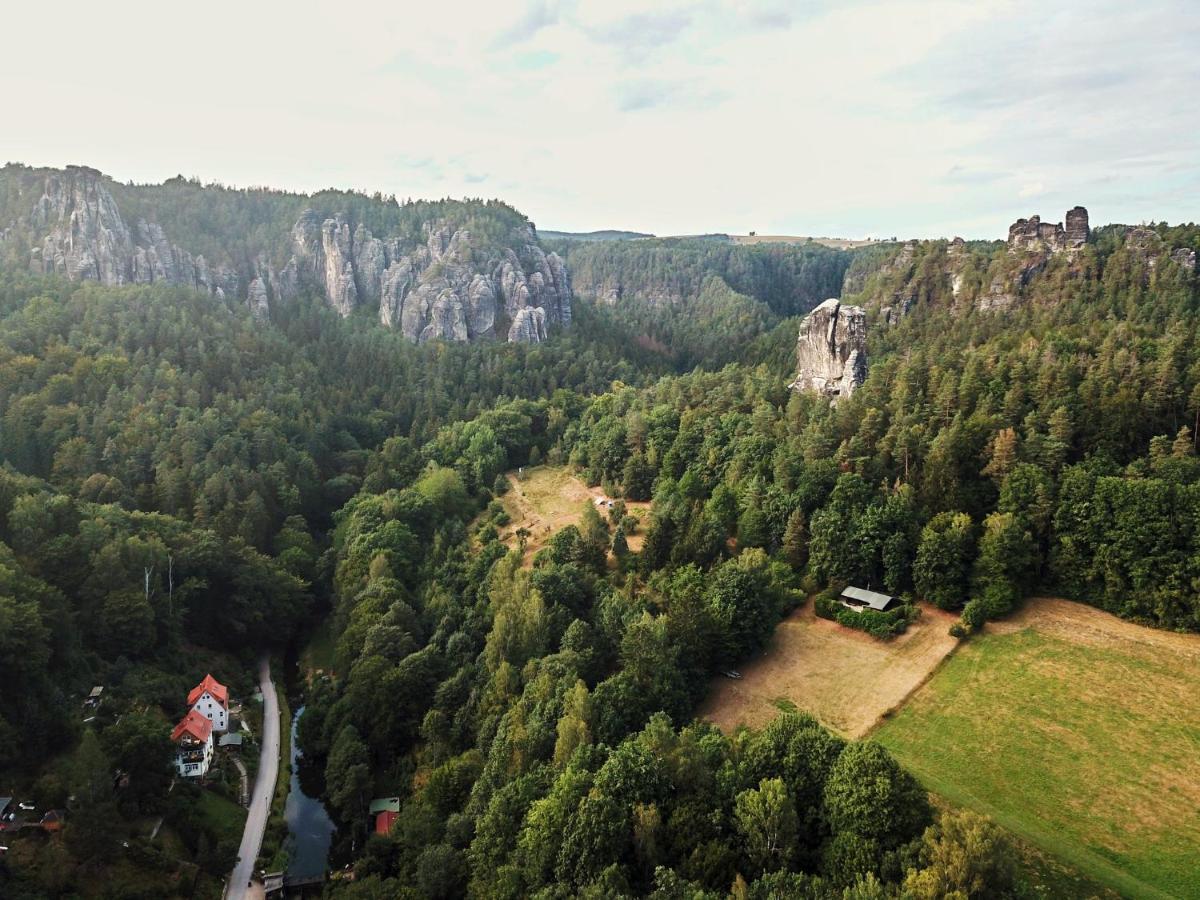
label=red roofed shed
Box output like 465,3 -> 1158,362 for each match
375,810 -> 399,835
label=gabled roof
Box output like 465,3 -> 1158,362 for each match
839,586 -> 899,611
188,674 -> 228,708
368,797 -> 401,815
172,709 -> 214,743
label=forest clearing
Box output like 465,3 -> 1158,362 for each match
496,465 -> 650,563
875,599 -> 1200,900
699,600 -> 961,738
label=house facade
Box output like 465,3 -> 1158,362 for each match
172,709 -> 215,777
188,673 -> 229,733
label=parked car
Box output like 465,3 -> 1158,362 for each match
723,670 -> 742,680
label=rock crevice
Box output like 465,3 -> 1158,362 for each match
789,298 -> 867,399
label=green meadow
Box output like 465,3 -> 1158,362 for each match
876,624 -> 1200,899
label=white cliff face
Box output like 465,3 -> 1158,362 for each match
7,166 -> 572,344
30,167 -> 242,300
289,215 -> 571,344
789,298 -> 868,399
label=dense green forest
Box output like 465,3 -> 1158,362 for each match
1,206 -> 1198,898
555,236 -> 850,318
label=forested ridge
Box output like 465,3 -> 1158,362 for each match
0,163 -> 531,275
1,206 -> 1198,898
555,236 -> 851,317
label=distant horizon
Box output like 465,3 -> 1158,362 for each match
3,1 -> 1195,242
6,158 -> 1182,246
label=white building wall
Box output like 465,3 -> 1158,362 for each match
175,734 -> 214,778
191,691 -> 228,732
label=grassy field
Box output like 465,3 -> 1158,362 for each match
195,789 -> 247,846
700,601 -> 960,738
496,466 -> 650,564
875,600 -> 1200,899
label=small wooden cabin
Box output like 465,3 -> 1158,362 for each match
839,586 -> 900,612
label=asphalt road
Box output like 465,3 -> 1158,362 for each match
225,657 -> 279,900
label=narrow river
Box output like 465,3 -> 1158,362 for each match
284,705 -> 336,878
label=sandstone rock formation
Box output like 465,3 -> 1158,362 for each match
789,298 -> 867,400
28,166 -> 240,299
2,166 -> 571,344
976,206 -> 1090,311
1065,206 -> 1089,247
1006,207 -> 1089,254
1123,226 -> 1198,278
287,213 -> 571,343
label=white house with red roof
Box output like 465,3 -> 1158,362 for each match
172,709 -> 215,777
188,673 -> 229,733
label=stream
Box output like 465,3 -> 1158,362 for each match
283,705 -> 336,878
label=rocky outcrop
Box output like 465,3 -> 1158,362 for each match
1171,247 -> 1197,273
976,206 -> 1090,311
27,167 -> 241,301
789,298 -> 867,400
1123,227 -> 1198,279
1007,207 -> 1089,254
4,166 -> 572,343
1065,206 -> 1089,247
246,276 -> 270,321
508,307 -> 548,343
287,214 -> 570,343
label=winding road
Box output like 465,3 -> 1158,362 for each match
225,657 -> 279,900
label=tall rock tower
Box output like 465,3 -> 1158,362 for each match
1065,206 -> 1089,248
788,299 -> 868,400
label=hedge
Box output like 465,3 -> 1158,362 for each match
813,588 -> 920,639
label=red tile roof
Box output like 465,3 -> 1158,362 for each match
187,674 -> 228,708
171,709 -> 214,743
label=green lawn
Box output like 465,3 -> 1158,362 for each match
195,789 -> 247,847
301,620 -> 337,677
876,626 -> 1200,899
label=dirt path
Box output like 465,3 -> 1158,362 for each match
700,601 -> 960,739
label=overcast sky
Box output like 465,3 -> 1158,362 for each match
4,0 -> 1197,238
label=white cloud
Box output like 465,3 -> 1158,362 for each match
1,0 -> 1196,239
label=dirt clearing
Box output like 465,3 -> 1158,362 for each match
699,601 -> 960,739
496,466 -> 650,565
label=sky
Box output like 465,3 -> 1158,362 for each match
3,0 -> 1197,239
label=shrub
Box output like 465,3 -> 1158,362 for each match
815,588 -> 919,639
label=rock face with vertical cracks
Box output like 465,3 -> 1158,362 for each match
789,298 -> 867,400
2,164 -> 571,343
27,166 -> 241,299
283,215 -> 571,343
